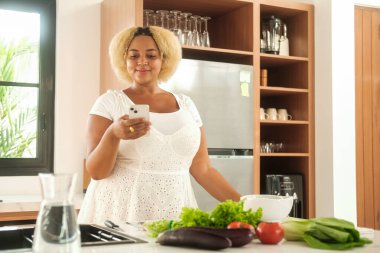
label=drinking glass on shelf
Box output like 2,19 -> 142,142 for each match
201,16 -> 211,47
151,13 -> 159,26
276,142 -> 284,152
143,9 -> 154,27
189,15 -> 201,47
170,10 -> 182,42
156,10 -> 170,29
180,12 -> 192,45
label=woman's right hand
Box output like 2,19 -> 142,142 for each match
111,115 -> 151,140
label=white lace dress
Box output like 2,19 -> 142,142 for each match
78,90 -> 201,225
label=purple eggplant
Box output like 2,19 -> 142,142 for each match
156,227 -> 232,250
184,227 -> 254,247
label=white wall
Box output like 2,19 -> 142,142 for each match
330,0 -> 356,222
0,0 -> 101,196
312,0 -> 380,223
313,0 -> 335,219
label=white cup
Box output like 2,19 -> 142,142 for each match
266,108 -> 278,120
278,108 -> 292,121
260,108 -> 269,120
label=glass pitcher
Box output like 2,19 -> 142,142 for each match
33,173 -> 81,253
261,15 -> 283,54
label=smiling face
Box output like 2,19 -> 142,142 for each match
125,35 -> 162,87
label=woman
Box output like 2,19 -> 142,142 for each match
78,26 -> 240,224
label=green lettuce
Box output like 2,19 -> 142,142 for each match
144,200 -> 263,237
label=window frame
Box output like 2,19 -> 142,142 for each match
0,0 -> 56,176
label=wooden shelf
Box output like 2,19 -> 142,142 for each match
260,153 -> 309,157
260,86 -> 308,96
261,120 -> 309,125
182,46 -> 253,65
260,53 -> 308,67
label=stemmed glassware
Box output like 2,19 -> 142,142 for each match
170,10 -> 182,42
180,12 -> 192,45
143,9 -> 211,48
189,15 -> 201,47
156,10 -> 170,29
143,9 -> 154,27
201,16 -> 211,47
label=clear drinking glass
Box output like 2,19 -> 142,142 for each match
33,173 -> 80,253
190,15 -> 201,47
156,10 -> 169,29
201,16 -> 211,47
180,12 -> 192,45
170,10 -> 182,42
143,9 -> 154,27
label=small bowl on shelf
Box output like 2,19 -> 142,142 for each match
240,194 -> 294,222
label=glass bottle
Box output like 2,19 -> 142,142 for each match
33,173 -> 81,253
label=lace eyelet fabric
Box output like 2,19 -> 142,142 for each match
78,90 -> 202,225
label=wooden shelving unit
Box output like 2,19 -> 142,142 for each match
255,0 -> 315,218
100,0 -> 314,218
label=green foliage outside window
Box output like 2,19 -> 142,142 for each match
0,39 -> 38,158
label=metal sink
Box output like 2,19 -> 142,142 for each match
0,224 -> 147,251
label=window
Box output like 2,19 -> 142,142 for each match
0,0 -> 55,176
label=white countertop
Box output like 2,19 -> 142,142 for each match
0,197 -> 378,253
0,223 -> 379,253
82,224 -> 380,253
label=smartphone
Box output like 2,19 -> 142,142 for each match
129,104 -> 150,136
129,104 -> 149,120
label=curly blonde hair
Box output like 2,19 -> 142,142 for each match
109,26 -> 182,85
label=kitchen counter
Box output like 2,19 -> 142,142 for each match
65,224 -> 380,253
3,223 -> 378,253
85,224 -> 379,253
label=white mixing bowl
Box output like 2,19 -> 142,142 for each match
241,194 -> 294,222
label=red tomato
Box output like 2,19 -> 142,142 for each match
227,221 -> 254,230
255,222 -> 284,244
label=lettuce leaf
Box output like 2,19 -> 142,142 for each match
144,200 -> 263,237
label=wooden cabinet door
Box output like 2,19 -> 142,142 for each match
355,6 -> 380,230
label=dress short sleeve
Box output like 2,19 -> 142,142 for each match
89,90 -> 124,121
176,94 -> 203,127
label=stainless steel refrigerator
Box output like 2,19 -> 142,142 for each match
162,59 -> 254,211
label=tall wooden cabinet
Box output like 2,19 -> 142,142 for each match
100,0 -> 315,218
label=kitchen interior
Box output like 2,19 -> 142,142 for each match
0,0 -> 379,252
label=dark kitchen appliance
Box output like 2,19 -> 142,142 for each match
0,224 -> 147,251
265,174 -> 304,218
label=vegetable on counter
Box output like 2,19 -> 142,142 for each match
282,217 -> 373,250
156,228 -> 232,250
143,219 -> 171,238
144,200 -> 262,238
227,221 -> 254,230
255,222 -> 284,244
185,227 -> 254,247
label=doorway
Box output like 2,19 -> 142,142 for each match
355,6 -> 380,229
